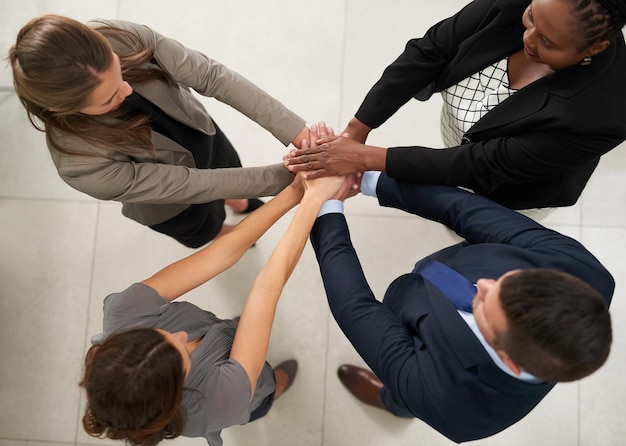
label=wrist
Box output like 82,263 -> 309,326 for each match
291,126 -> 309,148
284,181 -> 305,203
302,189 -> 328,207
361,145 -> 387,171
346,118 -> 371,143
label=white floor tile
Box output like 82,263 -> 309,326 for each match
3,1 -> 626,445
0,199 -> 98,442
579,227 -> 626,446
581,141 -> 626,228
0,96 -> 95,201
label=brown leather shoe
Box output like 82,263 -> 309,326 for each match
337,364 -> 387,411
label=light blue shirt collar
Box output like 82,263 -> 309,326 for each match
458,308 -> 543,383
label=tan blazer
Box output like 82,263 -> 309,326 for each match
48,19 -> 305,225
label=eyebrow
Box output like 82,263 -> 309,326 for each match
101,87 -> 120,106
99,54 -> 123,106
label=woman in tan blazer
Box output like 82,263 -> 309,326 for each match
10,15 -> 308,247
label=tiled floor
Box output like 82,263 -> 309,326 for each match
1,1 -> 625,445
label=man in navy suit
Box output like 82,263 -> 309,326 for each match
310,172 -> 613,442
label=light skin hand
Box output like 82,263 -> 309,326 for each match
230,127 -> 342,395
291,126 -> 311,150
301,172 -> 346,202
331,172 -> 362,201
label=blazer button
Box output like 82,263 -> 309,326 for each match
461,137 -> 470,144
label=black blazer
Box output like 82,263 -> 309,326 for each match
355,0 -> 626,209
310,174 -> 614,442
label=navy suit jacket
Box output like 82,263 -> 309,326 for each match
310,175 -> 614,442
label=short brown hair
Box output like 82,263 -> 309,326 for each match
497,269 -> 611,382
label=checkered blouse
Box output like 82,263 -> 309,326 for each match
441,58 -> 517,147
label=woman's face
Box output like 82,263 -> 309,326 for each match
521,0 -> 607,70
79,53 -> 133,115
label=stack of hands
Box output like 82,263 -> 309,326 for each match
285,121 -> 364,203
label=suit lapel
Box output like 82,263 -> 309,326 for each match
422,279 -> 553,395
466,41 -> 617,137
439,17 -> 621,139
133,81 -> 214,135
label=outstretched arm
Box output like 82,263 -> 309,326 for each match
230,175 -> 344,394
141,179 -> 303,301
310,212 -> 418,397
230,124 -> 347,396
372,173 -> 614,299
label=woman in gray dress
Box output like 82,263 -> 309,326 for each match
79,154 -> 350,446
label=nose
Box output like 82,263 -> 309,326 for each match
524,27 -> 537,47
475,278 -> 495,300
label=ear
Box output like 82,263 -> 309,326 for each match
497,350 -> 523,376
586,40 -> 610,57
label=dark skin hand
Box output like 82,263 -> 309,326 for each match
283,118 -> 387,179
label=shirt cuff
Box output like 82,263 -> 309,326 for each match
361,171 -> 382,197
318,200 -> 344,217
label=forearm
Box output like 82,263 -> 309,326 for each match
311,214 -> 415,375
230,189 -> 326,393
375,173 -> 567,248
386,127 -> 622,197
112,18 -> 306,146
362,144 -> 388,172
64,157 -> 292,205
141,182 -> 303,300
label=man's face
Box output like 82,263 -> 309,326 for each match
472,271 -> 519,354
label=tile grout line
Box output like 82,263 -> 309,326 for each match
73,200 -> 102,444
320,309 -> 333,446
320,2 -> 349,445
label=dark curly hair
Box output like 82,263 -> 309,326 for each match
80,328 -> 187,446
569,0 -> 626,49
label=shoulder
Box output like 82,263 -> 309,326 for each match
103,282 -> 167,314
87,18 -> 158,50
184,359 -> 251,432
87,18 -> 146,35
91,283 -> 169,344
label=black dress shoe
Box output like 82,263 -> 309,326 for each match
239,198 -> 265,214
273,359 -> 298,395
337,364 -> 387,411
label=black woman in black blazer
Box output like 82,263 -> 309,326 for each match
287,0 -> 626,210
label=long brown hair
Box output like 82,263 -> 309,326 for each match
80,328 -> 186,446
8,15 -> 171,157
